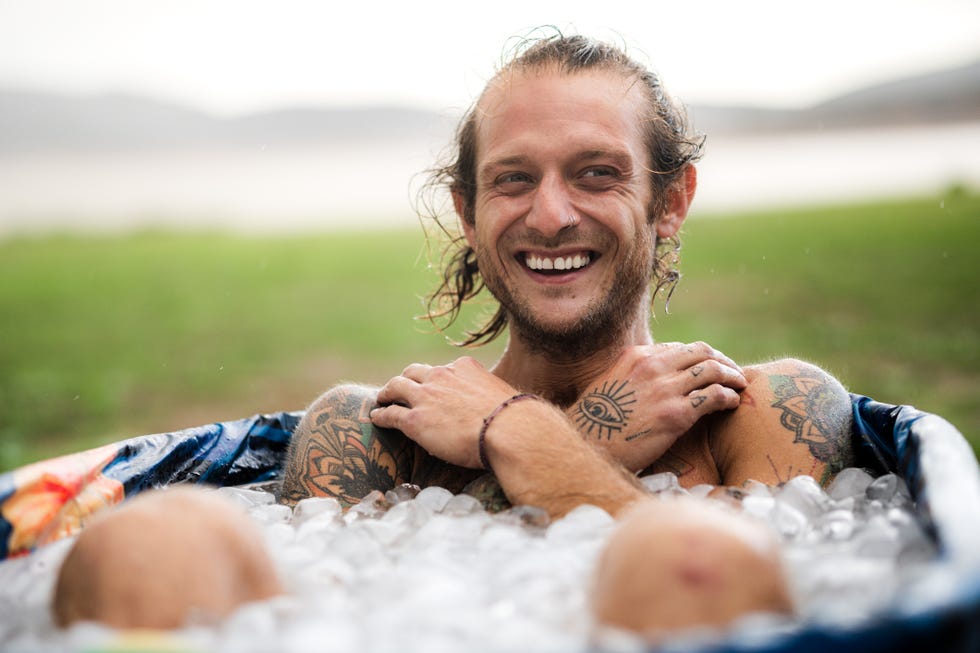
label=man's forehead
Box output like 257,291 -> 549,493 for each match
472,67 -> 649,164
476,65 -> 642,117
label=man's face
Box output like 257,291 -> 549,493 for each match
460,68 -> 658,354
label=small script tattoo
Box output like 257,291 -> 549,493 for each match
574,379 -> 636,440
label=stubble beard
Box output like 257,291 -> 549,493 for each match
475,237 -> 654,361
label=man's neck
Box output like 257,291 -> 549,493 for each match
490,318 -> 654,409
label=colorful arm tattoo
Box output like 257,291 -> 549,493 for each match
279,386 -> 413,506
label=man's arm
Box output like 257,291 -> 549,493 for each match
709,358 -> 855,487
279,384 -> 415,506
479,398 -> 649,517
369,357 -> 649,517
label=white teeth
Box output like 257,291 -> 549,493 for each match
525,253 -> 591,271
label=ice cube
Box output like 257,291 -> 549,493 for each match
442,493 -> 484,517
385,483 -> 421,505
381,499 -> 434,530
545,504 -> 614,545
827,467 -> 875,500
216,486 -> 275,508
343,490 -> 389,523
741,495 -> 776,520
414,486 -> 454,512
769,501 -> 809,539
292,497 -> 342,526
816,509 -> 856,541
248,503 -> 293,526
638,471 -> 679,494
865,473 -> 899,503
776,475 -> 831,520
493,504 -> 551,529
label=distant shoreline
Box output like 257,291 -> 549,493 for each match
1,122 -> 978,237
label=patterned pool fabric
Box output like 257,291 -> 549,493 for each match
0,412 -> 300,560
0,398 -> 977,652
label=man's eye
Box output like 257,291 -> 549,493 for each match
582,167 -> 615,179
495,172 -> 534,191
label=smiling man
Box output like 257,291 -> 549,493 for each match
53,32 -> 853,637
279,34 -> 855,515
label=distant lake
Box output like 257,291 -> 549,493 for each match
1,122 -> 978,236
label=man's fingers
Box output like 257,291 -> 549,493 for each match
681,359 -> 747,395
401,363 -> 433,382
687,384 -> 740,415
375,375 -> 420,407
650,341 -> 742,374
368,403 -> 408,432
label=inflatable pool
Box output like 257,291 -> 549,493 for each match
0,395 -> 978,652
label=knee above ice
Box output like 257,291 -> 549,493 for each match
591,497 -> 793,641
52,486 -> 283,629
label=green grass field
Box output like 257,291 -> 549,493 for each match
1,189 -> 977,471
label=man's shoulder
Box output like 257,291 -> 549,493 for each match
710,358 -> 855,487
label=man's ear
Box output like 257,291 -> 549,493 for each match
453,189 -> 477,249
656,165 -> 697,239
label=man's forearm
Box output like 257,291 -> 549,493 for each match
481,398 -> 648,517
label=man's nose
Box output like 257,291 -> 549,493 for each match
525,174 -> 574,238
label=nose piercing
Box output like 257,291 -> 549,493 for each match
565,214 -> 578,227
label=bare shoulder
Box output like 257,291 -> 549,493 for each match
278,384 -> 414,506
709,358 -> 855,487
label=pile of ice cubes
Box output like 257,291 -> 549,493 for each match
0,469 -> 948,652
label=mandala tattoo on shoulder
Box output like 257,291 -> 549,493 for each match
574,379 -> 636,440
769,370 -> 853,480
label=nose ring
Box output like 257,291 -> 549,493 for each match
565,214 -> 578,227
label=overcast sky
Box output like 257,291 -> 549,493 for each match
1,0 -> 978,116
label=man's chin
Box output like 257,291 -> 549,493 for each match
509,310 -> 623,360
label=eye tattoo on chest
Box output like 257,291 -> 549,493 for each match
574,379 -> 636,440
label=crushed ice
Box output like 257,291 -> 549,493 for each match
0,469 -> 956,651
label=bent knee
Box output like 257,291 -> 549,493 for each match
53,487 -> 282,629
591,498 -> 793,640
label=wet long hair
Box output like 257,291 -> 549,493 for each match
418,31 -> 705,347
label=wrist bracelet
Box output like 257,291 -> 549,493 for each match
478,393 -> 539,472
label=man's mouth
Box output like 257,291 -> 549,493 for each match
523,251 -> 594,274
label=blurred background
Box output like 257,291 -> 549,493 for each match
1,0 -> 978,469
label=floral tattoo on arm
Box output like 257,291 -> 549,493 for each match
769,370 -> 854,484
279,387 -> 413,506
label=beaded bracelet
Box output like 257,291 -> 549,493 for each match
478,393 -> 539,472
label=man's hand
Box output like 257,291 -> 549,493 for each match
370,356 -> 519,469
569,342 -> 747,472
371,356 -> 648,518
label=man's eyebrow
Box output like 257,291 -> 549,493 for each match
479,150 -> 636,179
479,155 -> 529,178
579,149 -> 636,169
